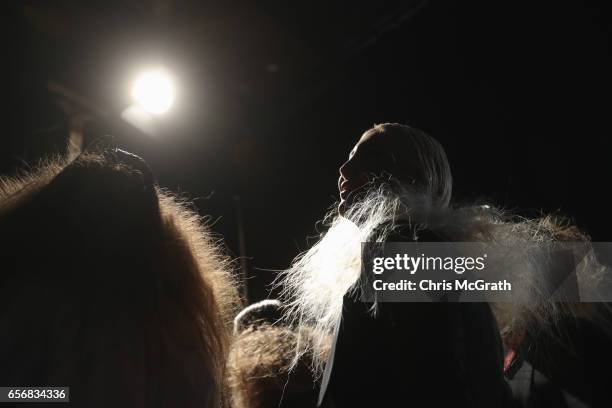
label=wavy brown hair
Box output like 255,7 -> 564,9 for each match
228,324 -> 329,408
0,151 -> 241,407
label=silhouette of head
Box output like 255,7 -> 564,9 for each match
338,123 -> 452,214
0,150 -> 239,407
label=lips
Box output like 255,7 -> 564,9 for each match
339,174 -> 371,203
339,179 -> 352,200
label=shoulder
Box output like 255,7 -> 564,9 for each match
370,220 -> 449,242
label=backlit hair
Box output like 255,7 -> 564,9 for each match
365,123 -> 452,208
0,151 -> 241,406
228,323 -> 329,408
278,125 -> 611,375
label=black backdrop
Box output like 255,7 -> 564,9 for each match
2,0 -> 611,301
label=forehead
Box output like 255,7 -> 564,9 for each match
352,129 -> 391,155
358,128 -> 379,144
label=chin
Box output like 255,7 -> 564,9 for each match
338,200 -> 346,216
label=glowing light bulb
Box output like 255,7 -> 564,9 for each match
131,69 -> 175,114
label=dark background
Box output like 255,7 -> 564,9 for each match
3,0 -> 611,302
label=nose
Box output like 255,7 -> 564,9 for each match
339,158 -> 350,179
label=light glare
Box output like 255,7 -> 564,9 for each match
131,69 -> 175,114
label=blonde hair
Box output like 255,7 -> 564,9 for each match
364,123 -> 452,208
278,123 -> 454,374
279,179 -> 612,376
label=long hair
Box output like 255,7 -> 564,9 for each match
277,124 -> 454,374
0,151 -> 241,407
279,180 -> 612,374
363,123 -> 453,208
278,125 -> 611,375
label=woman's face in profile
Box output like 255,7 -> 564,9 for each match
338,131 -> 394,215
338,129 -> 425,215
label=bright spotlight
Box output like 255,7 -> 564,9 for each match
131,69 -> 175,114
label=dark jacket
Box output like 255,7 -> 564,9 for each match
506,316 -> 612,408
318,225 -> 514,407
